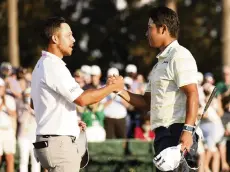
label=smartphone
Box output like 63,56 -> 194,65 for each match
33,141 -> 49,149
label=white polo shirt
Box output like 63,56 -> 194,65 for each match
145,40 -> 198,130
31,51 -> 84,137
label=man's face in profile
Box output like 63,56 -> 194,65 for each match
55,23 -> 75,56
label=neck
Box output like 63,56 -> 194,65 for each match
159,38 -> 176,52
47,45 -> 63,59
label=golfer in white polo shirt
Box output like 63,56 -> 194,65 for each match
111,7 -> 199,172
31,17 -> 124,172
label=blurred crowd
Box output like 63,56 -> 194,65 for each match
196,66 -> 230,172
0,61 -> 229,172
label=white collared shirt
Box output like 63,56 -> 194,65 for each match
31,51 -> 84,136
145,40 -> 198,130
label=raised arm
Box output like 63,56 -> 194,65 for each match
74,75 -> 124,106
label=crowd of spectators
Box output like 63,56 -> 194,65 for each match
0,61 -> 229,171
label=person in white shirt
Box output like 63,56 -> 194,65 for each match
103,68 -> 130,139
18,87 -> 41,172
31,17 -> 124,172
0,78 -> 17,172
110,7 -> 199,172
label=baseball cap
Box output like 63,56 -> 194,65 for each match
81,65 -> 91,75
124,76 -> 133,86
0,78 -> 5,86
125,64 -> 137,73
107,67 -> 119,76
204,72 -> 213,78
91,65 -> 101,76
153,144 -> 182,171
0,62 -> 12,72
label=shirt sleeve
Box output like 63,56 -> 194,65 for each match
173,54 -> 198,87
45,63 -> 84,103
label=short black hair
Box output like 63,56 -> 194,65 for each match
149,6 -> 179,38
42,17 -> 67,44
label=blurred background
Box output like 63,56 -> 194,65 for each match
0,0 -> 230,172
1,0 -> 230,79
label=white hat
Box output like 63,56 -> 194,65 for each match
125,64 -> 137,73
91,65 -> 101,76
124,76 -> 133,86
81,65 -> 91,75
153,144 -> 182,171
0,78 -> 5,87
107,67 -> 119,76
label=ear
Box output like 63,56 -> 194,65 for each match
51,35 -> 59,44
161,24 -> 167,34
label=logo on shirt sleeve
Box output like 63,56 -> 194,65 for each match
69,86 -> 79,93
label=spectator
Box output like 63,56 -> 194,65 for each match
204,72 -> 215,85
134,114 -> 155,141
17,67 -> 29,92
0,78 -> 16,172
81,101 -> 106,142
103,68 -> 129,139
81,65 -> 92,88
17,87 -> 41,172
0,62 -> 22,99
90,65 -> 103,88
200,83 -> 226,172
216,65 -> 230,171
217,66 -> 230,130
73,69 -> 85,88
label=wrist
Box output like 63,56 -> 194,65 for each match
183,124 -> 195,134
117,90 -> 123,95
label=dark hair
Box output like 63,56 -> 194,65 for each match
42,17 -> 67,44
149,6 -> 179,38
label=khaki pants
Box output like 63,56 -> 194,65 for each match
34,135 -> 81,172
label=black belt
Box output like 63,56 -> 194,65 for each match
38,135 -> 60,138
37,135 -> 76,142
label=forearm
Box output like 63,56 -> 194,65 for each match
119,89 -> 149,112
75,85 -> 115,106
184,91 -> 199,126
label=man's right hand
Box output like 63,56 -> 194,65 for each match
106,75 -> 124,92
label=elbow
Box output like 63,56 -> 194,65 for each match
74,94 -> 94,107
74,96 -> 87,107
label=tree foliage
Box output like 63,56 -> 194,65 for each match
0,0 -> 223,80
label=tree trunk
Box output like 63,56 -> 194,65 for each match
165,0 -> 177,12
7,0 -> 19,67
222,0 -> 230,66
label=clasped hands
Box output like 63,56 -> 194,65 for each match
106,75 -> 124,93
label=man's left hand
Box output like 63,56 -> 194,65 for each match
78,120 -> 87,131
179,131 -> 193,153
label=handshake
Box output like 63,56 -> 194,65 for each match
106,75 -> 124,93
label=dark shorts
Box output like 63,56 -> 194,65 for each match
154,123 -> 199,172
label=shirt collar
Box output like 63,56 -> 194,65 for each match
156,40 -> 179,59
41,50 -> 66,66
